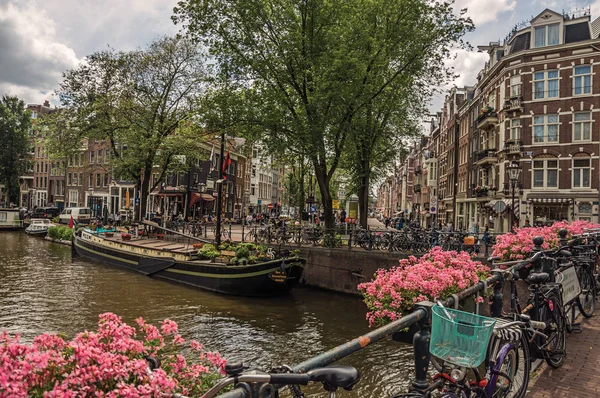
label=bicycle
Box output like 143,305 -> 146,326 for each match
177,362 -> 360,398
212,225 -> 231,241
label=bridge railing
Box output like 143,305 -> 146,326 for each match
218,269 -> 505,398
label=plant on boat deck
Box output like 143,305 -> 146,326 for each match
47,226 -> 74,241
358,247 -> 490,328
197,244 -> 220,260
0,313 -> 226,397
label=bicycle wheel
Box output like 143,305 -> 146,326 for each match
540,291 -> 567,369
490,340 -> 530,398
578,266 -> 596,318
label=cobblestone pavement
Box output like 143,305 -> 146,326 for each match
527,313 -> 600,397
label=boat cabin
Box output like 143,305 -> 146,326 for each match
0,209 -> 23,230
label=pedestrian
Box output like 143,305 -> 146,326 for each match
523,219 -> 531,228
473,220 -> 479,236
397,217 -> 404,230
384,217 -> 390,229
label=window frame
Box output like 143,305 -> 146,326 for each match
533,23 -> 560,48
573,111 -> 592,142
532,158 -> 559,189
572,158 -> 591,189
533,70 -> 559,99
532,114 -> 559,144
573,65 -> 592,96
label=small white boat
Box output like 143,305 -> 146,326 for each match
25,218 -> 54,236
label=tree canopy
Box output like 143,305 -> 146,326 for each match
50,36 -> 207,218
0,95 -> 31,205
173,0 -> 473,227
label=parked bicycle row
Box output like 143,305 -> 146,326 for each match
150,229 -> 599,398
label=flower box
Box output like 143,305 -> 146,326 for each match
157,234 -> 165,240
121,234 -> 131,241
193,243 -> 204,249
103,232 -> 114,238
221,250 -> 236,257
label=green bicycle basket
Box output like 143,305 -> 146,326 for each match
430,305 -> 496,368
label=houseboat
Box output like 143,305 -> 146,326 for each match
25,218 -> 54,236
0,208 -> 23,230
72,225 -> 305,297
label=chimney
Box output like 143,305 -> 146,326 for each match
43,100 -> 50,107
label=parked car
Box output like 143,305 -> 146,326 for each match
32,207 -> 60,219
59,207 -> 92,225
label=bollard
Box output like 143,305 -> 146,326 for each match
558,228 -> 568,246
229,222 -> 232,241
241,224 -> 245,242
411,301 -> 434,393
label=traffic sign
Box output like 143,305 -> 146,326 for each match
332,200 -> 340,209
258,199 -> 262,205
339,189 -> 346,200
267,203 -> 274,210
135,197 -> 140,205
430,206 -> 437,214
310,205 -> 316,213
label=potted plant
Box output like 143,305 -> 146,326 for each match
121,233 -> 132,241
104,232 -> 114,238
157,233 -> 165,240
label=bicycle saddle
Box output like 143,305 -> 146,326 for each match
307,365 -> 360,391
527,272 -> 550,284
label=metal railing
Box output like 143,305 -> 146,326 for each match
218,268 -> 506,397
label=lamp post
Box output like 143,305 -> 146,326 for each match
215,133 -> 226,247
507,161 -> 522,232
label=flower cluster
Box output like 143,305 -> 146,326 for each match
358,247 -> 489,327
0,313 -> 226,397
491,220 -> 600,261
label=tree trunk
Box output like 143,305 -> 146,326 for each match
358,166 -> 370,228
139,164 -> 151,221
313,163 -> 333,229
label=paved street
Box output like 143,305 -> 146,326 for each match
528,314 -> 600,397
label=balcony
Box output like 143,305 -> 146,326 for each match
501,97 -> 523,113
503,139 -> 523,155
477,108 -> 498,130
474,149 -> 497,165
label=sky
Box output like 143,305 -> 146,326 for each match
0,0 -> 599,111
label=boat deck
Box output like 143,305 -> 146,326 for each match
102,235 -> 199,255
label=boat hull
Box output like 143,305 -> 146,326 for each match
25,228 -> 48,236
73,235 -> 304,297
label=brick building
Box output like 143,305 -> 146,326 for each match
377,7 -> 600,231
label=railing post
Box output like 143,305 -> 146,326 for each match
229,222 -> 232,241
411,302 -> 433,393
490,273 -> 504,317
241,223 -> 245,242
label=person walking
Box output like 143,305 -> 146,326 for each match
384,217 -> 390,229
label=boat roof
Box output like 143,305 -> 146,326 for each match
30,219 -> 52,223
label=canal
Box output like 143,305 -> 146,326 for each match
0,232 -> 414,397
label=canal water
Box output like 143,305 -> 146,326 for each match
0,232 -> 414,397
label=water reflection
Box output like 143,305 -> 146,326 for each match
0,232 -> 414,397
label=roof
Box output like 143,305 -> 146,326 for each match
511,32 -> 530,53
565,22 -> 591,43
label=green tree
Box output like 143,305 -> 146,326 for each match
173,0 -> 473,228
54,36 -> 207,219
0,95 -> 31,204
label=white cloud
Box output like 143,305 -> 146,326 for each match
0,1 -> 80,104
446,49 -> 489,88
454,0 -> 517,26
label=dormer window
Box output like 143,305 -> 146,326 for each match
534,23 -> 559,47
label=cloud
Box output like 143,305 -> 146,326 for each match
446,49 -> 489,88
454,0 -> 517,26
0,1 -> 80,104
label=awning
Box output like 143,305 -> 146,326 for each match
190,192 -> 216,206
157,192 -> 184,197
528,198 -> 572,204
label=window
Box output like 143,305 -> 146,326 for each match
79,172 -> 83,186
579,202 -> 593,214
97,150 -> 102,164
534,23 -> 559,48
574,65 -> 592,95
250,183 -> 256,196
96,173 -> 101,187
251,166 -> 256,178
533,114 -> 559,143
509,119 -> 521,140
487,91 -> 496,110
89,174 -> 93,187
573,112 -> 591,141
573,158 -> 591,188
534,70 -> 559,99
79,153 -> 83,167
533,159 -> 558,188
103,174 -> 109,187
31,111 -> 37,119
90,151 -> 95,164
510,75 -> 521,98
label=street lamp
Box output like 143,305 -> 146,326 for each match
506,161 -> 522,232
